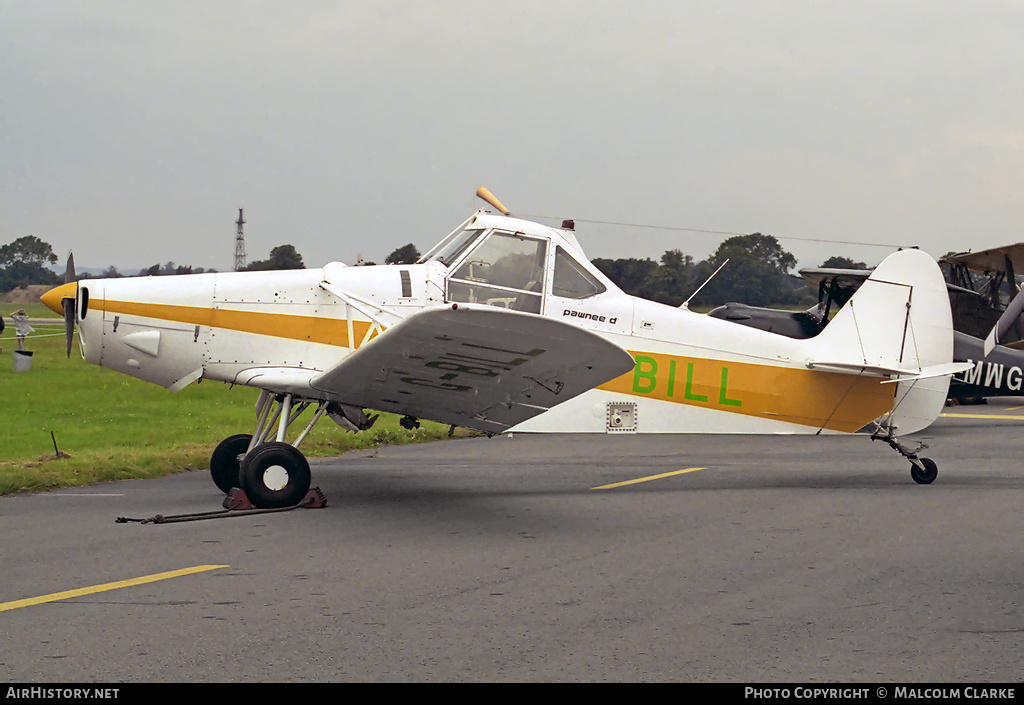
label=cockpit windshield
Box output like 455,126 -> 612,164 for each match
445,230 -> 548,314
418,228 -> 486,267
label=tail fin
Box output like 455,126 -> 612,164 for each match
806,248 -> 966,434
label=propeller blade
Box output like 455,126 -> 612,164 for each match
984,284 -> 1024,356
63,297 -> 75,358
63,253 -> 77,358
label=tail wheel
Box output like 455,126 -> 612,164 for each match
210,434 -> 253,494
911,457 -> 938,485
239,442 -> 311,509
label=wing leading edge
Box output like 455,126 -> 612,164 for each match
310,304 -> 636,432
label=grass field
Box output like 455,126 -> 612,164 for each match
4,304 -> 58,319
0,323 -> 464,495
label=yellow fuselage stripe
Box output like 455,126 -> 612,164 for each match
0,565 -> 229,612
101,299 -> 375,348
598,350 -> 896,432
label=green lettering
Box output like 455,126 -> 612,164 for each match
684,362 -> 708,402
667,359 -> 677,397
719,367 -> 742,406
632,355 -> 658,394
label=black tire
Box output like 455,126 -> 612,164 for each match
210,434 -> 253,494
239,442 -> 311,509
911,457 -> 938,485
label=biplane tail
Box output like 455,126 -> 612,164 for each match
806,248 -> 968,434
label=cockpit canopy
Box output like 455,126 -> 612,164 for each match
420,212 -> 610,314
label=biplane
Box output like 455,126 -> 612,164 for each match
942,243 -> 1024,342
710,244 -> 1024,403
41,189 -> 969,506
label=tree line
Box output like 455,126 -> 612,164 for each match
0,236 -> 315,292
1,233 -> 869,309
101,243 -> 310,278
379,237 -> 868,308
0,233 -> 415,294
592,234 -> 868,308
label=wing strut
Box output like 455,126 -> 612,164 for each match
319,280 -> 405,328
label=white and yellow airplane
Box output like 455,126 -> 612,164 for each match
41,188 -> 970,507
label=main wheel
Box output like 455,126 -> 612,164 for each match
911,457 -> 938,485
210,434 -> 253,494
239,442 -> 311,508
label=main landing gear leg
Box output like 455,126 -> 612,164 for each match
209,393 -> 379,508
209,391 -> 329,508
870,424 -> 938,485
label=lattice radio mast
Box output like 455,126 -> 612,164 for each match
234,208 -> 246,271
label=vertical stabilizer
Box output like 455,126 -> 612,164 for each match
808,248 -> 955,434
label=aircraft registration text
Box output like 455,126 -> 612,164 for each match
400,343 -> 546,392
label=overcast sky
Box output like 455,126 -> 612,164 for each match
3,1 -> 1023,274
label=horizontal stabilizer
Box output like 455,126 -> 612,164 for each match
806,360 -> 973,383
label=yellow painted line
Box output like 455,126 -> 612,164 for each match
940,413 -> 1024,420
0,565 -> 229,613
592,467 -> 705,490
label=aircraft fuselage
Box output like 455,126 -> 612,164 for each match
44,210 -> 955,437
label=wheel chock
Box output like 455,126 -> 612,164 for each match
222,486 -> 326,510
223,487 -> 253,510
302,487 -> 328,508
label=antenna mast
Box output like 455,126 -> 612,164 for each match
681,258 -> 729,310
234,208 -> 246,271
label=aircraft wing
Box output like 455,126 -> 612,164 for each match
941,243 -> 1024,273
799,266 -> 980,299
798,267 -> 872,291
309,304 -> 636,432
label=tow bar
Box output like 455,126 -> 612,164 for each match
116,487 -> 327,524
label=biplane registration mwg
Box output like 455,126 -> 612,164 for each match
41,189 -> 970,507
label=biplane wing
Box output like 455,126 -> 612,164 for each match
798,266 -> 981,301
940,243 -> 1024,273
798,267 -> 872,293
309,304 -> 636,433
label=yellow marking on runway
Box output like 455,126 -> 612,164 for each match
0,565 -> 229,613
592,467 -> 705,490
940,413 -> 1024,420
